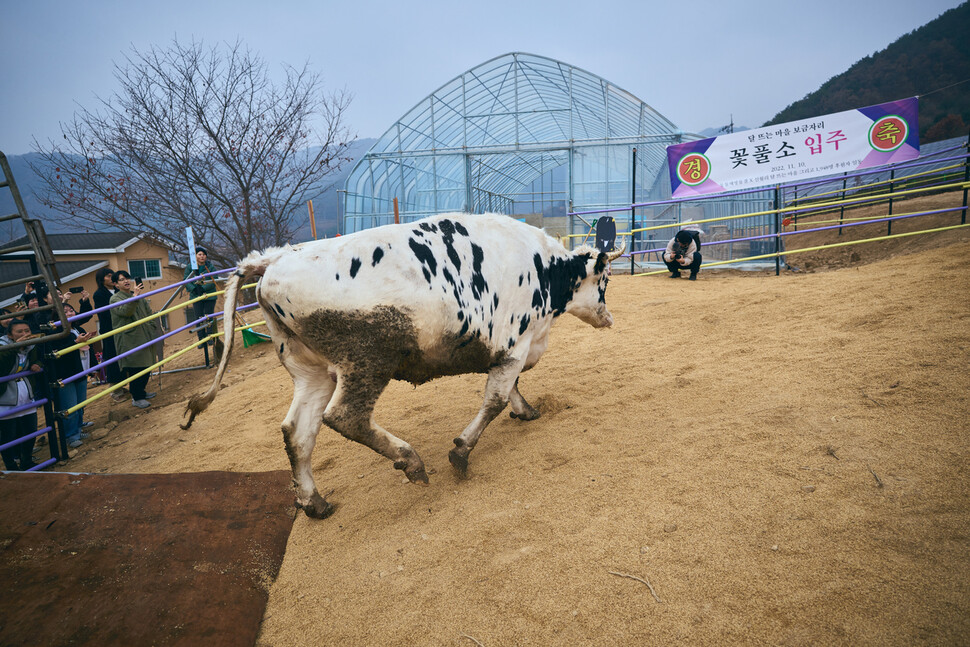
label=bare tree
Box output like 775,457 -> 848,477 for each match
30,38 -> 353,266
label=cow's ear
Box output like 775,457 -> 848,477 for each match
594,252 -> 608,275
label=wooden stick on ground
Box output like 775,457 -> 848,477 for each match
866,463 -> 884,488
608,570 -> 662,603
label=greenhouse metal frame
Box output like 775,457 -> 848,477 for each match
341,52 -> 701,243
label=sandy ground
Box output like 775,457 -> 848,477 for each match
64,201 -> 970,646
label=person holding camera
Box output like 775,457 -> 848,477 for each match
0,319 -> 44,470
109,271 -> 156,409
93,268 -> 127,401
48,302 -> 96,448
663,229 -> 703,281
183,247 -> 219,345
20,280 -> 51,333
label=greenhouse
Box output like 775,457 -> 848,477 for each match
340,52 -> 701,245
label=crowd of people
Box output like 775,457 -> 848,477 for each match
0,267 -> 173,469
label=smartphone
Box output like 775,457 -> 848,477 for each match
134,276 -> 144,287
69,286 -> 84,293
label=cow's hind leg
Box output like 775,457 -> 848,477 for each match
322,369 -> 429,484
281,371 -> 338,519
508,377 -> 540,421
450,359 -> 525,478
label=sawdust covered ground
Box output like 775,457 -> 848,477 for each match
67,216 -> 970,645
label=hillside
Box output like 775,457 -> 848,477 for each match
766,2 -> 970,141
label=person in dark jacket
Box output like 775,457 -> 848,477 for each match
93,268 -> 127,401
49,303 -> 96,448
183,248 -> 219,343
0,319 -> 44,470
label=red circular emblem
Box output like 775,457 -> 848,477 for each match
677,153 -> 711,186
868,115 -> 908,152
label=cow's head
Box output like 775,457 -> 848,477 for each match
565,244 -> 624,328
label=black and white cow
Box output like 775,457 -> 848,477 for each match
182,213 -> 623,518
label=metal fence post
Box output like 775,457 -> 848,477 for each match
42,343 -> 68,461
774,185 -> 781,276
888,169 -> 895,235
838,172 -> 847,236
630,147 -> 637,275
960,132 -> 970,225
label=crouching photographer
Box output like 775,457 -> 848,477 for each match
663,229 -> 703,281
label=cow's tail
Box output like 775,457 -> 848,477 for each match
180,250 -> 273,430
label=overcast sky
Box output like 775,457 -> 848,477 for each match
0,0 -> 963,155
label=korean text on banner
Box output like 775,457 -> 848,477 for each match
666,97 -> 919,198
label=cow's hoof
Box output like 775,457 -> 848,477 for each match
448,448 -> 469,479
510,407 -> 541,421
394,459 -> 430,485
297,493 -> 336,519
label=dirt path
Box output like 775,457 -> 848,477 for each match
67,229 -> 970,646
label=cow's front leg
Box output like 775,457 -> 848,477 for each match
322,369 -> 429,484
450,359 -> 525,478
281,374 -> 337,519
508,377 -> 540,421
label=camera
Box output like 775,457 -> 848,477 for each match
69,286 -> 84,294
31,279 -> 49,300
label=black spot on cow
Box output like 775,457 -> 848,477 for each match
518,274 -> 523,286
492,293 -> 499,310
372,247 -> 384,267
418,221 -> 438,233
454,221 -> 468,236
487,321 -> 493,339
532,289 -> 543,310
458,311 -> 465,321
273,303 -> 286,318
508,338 -> 514,349
409,238 -> 437,281
437,218 -> 462,271
442,267 -> 464,307
532,252 -> 591,317
350,257 -> 362,278
422,268 -> 431,283
470,243 -> 487,300
335,273 -> 340,281
518,314 -> 531,335
279,343 -> 284,355
458,319 -> 470,337
412,229 -> 424,237
594,251 -> 608,275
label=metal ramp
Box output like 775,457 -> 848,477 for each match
0,151 -> 70,347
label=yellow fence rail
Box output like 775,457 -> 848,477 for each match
632,223 -> 970,276
53,282 -> 259,358
65,319 -> 268,415
562,179 -> 970,239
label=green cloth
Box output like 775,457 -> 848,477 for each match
183,261 -> 218,302
109,290 -> 157,369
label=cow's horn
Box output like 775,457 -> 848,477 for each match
606,244 -> 626,262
